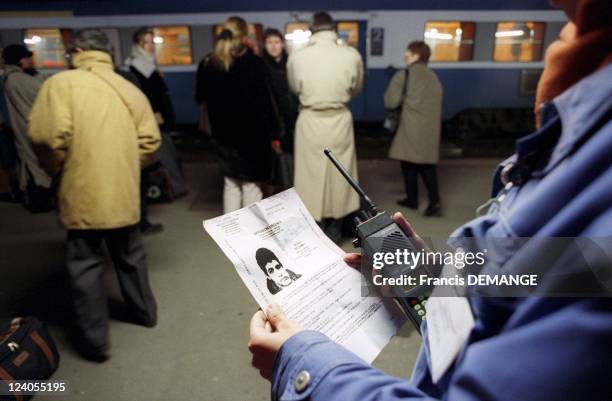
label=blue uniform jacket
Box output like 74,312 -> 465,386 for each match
271,63 -> 612,401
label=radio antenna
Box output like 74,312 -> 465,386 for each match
324,148 -> 378,216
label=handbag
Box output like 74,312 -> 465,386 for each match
383,68 -> 410,135
266,78 -> 294,189
271,151 -> 294,190
145,166 -> 175,203
0,317 -> 60,401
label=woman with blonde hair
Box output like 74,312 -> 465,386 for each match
195,16 -> 280,212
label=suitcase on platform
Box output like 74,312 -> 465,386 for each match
0,317 -> 60,401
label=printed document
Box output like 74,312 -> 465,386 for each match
203,189 -> 405,363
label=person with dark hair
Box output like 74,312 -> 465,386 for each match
194,17 -> 280,213
262,28 -> 298,155
384,40 -> 443,217
287,11 -> 364,241
255,248 -> 301,294
28,28 -> 161,362
1,44 -> 53,211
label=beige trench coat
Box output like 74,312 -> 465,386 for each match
384,62 -> 442,164
29,51 -> 160,229
287,31 -> 364,220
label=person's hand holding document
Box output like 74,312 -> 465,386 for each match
248,303 -> 303,379
203,188 -> 405,375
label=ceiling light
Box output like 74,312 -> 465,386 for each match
495,30 -> 525,38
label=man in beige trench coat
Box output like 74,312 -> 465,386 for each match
384,41 -> 443,217
288,11 -> 364,240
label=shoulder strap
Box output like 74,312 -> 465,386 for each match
401,68 -> 410,99
86,68 -> 137,130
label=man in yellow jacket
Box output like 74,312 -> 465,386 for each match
29,29 -> 161,362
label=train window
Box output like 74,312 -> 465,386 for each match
152,26 -> 192,65
213,23 -> 264,54
23,28 -> 69,68
424,22 -> 475,62
284,21 -> 359,53
285,22 -> 311,53
337,22 -> 359,48
493,22 -> 545,62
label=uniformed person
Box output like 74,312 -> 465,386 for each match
287,11 -> 364,241
248,0 -> 612,399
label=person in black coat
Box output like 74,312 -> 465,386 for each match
261,29 -> 298,154
195,17 -> 279,213
125,28 -> 188,234
126,27 -> 175,132
114,66 -> 165,235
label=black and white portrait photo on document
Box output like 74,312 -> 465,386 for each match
255,247 -> 302,295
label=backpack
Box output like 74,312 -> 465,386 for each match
0,317 -> 60,401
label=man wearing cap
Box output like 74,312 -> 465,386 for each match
2,44 -> 53,207
287,11 -> 364,242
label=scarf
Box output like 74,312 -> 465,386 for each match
535,0 -> 612,127
262,50 -> 288,71
125,45 -> 157,78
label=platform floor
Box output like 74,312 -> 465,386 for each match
0,158 -> 500,401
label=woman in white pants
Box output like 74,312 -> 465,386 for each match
194,16 -> 280,212
222,177 -> 263,212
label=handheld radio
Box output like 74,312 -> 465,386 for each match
324,149 -> 431,332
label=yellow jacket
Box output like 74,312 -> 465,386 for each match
29,50 -> 161,229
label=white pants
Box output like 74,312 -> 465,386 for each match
223,177 -> 263,213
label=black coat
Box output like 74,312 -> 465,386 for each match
195,50 -> 279,182
115,68 -> 141,89
130,67 -> 176,131
262,51 -> 298,153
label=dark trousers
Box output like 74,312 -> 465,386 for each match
318,218 -> 343,243
66,225 -> 157,350
140,163 -> 160,228
400,161 -> 440,206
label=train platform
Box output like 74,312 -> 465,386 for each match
0,157 -> 500,401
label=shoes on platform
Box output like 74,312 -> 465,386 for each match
396,199 -> 418,210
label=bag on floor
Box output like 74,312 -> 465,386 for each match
0,317 -> 60,400
158,133 -> 187,197
145,167 -> 175,204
